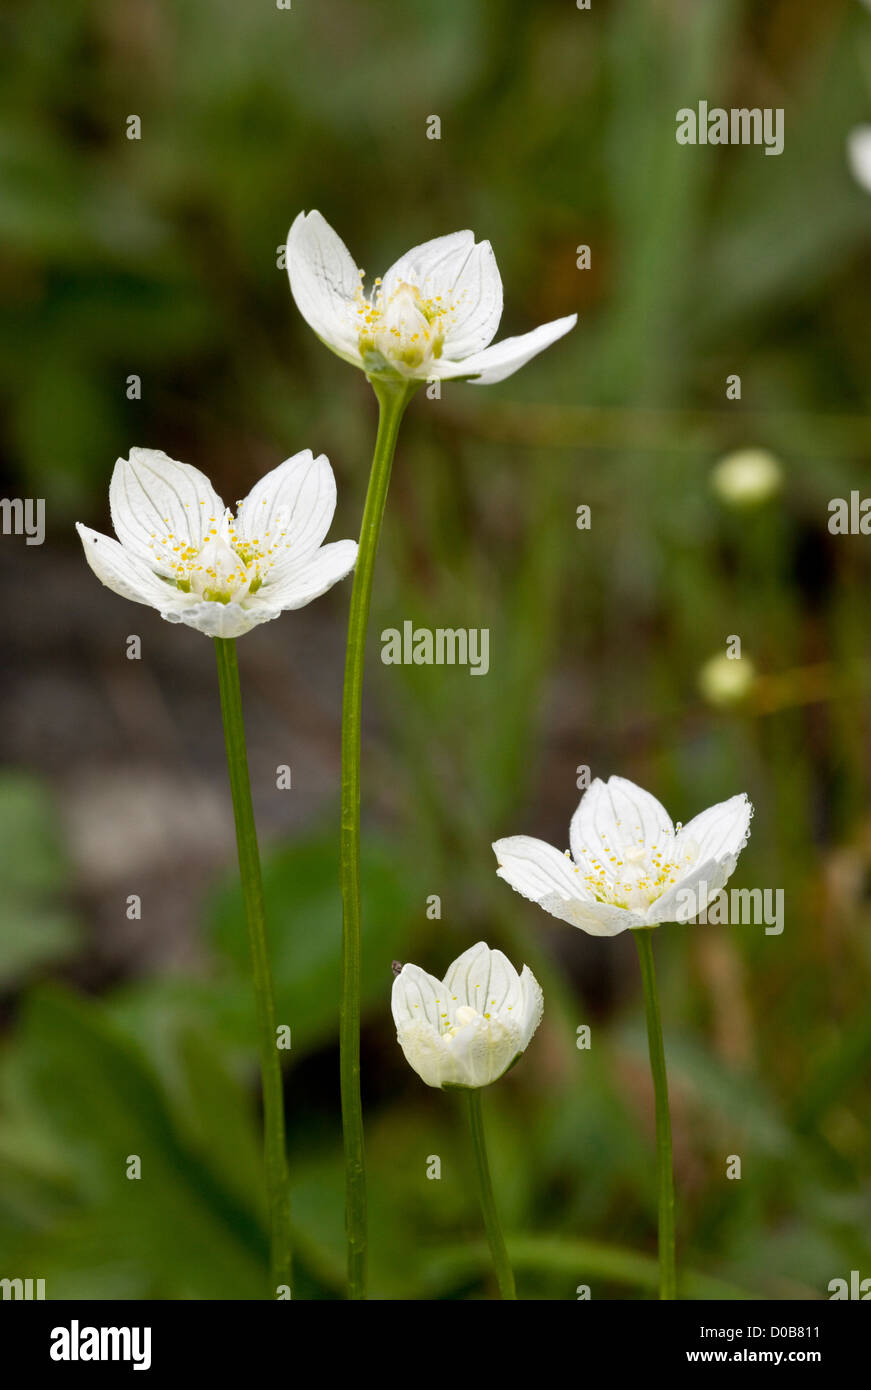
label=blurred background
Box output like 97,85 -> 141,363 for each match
1,0 -> 871,1300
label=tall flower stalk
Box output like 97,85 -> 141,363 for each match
391,942 -> 542,1300
285,209 -> 576,1297
465,1089 -> 516,1299
287,211 -> 580,1295
215,635 -> 292,1290
339,377 -> 416,1298
76,446 -> 358,1295
493,774 -> 754,1302
632,929 -> 676,1299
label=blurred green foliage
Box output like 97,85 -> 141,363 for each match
2,0 -> 871,1299
0,773 -> 81,987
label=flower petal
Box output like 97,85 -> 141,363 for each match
441,313 -> 577,384
443,942 -> 521,1016
165,599 -> 281,640
109,448 -> 224,573
646,855 -> 741,925
570,776 -> 675,868
847,125 -> 871,194
674,793 -> 752,867
492,834 -> 641,936
392,964 -> 447,1032
286,210 -> 362,363
394,1019 -> 450,1088
381,230 -> 473,296
382,231 -> 503,359
519,965 -> 544,1048
263,538 -> 357,611
439,240 -> 503,358
235,451 -> 338,563
442,1014 -> 519,1088
76,524 -> 188,613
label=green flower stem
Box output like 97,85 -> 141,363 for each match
633,928 -> 677,1300
214,635 -> 292,1294
340,376 -> 417,1300
464,1088 -> 517,1299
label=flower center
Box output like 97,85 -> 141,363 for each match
453,1005 -> 479,1028
148,508 -> 293,605
570,834 -> 698,911
441,1005 -> 482,1042
354,276 -> 453,374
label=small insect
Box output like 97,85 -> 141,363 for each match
391,960 -> 404,977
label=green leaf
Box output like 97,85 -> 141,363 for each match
4,986 -> 270,1298
423,1234 -> 754,1300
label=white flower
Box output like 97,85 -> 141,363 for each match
847,125 -> 871,194
710,448 -> 782,508
698,652 -> 757,707
493,775 -> 752,937
286,210 -> 577,384
391,942 -> 543,1089
76,447 -> 358,638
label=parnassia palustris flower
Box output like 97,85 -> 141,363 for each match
392,942 -> 543,1089
286,210 -> 576,384
494,775 -> 752,936
77,447 -> 357,638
